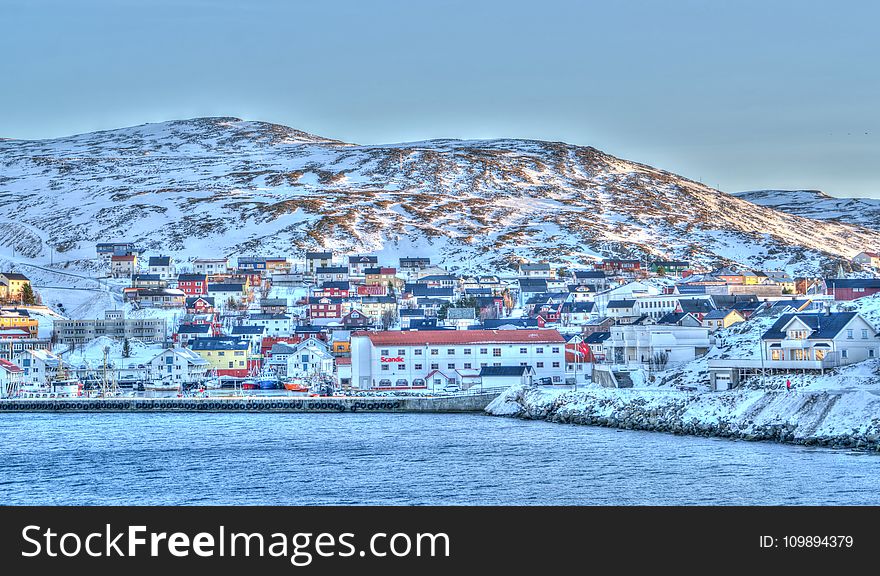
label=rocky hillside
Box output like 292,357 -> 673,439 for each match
2,117 -> 879,273
735,189 -> 880,235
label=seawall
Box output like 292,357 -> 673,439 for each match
0,393 -> 500,414
486,385 -> 880,451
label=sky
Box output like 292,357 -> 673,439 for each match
1,0 -> 878,198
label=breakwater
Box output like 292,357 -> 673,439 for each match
486,385 -> 880,451
0,393 -> 500,413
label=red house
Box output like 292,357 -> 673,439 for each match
185,296 -> 215,314
177,274 -> 208,296
314,283 -> 350,298
596,259 -> 641,274
308,296 -> 345,320
825,278 -> 880,301
357,284 -> 387,296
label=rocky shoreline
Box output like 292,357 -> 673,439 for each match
485,385 -> 880,451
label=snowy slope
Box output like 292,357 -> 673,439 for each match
734,190 -> 880,234
2,117 -> 880,275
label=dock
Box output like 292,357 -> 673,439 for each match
0,392 -> 502,413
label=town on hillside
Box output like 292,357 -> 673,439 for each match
1,245 -> 879,398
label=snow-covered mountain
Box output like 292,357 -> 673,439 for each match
2,117 -> 879,274
734,190 -> 880,234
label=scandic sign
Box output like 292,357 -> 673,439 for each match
380,356 -> 404,363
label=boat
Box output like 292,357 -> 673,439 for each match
257,370 -> 278,390
144,378 -> 180,392
283,378 -> 310,393
240,378 -> 259,390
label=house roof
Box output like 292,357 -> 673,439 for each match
306,251 -> 333,259
446,308 -> 476,320
479,365 -> 533,377
177,274 -> 207,282
148,256 -> 171,267
349,255 -> 378,264
154,347 -> 208,365
316,266 -> 349,274
353,329 -> 565,345
518,279 -> 548,291
769,299 -> 812,311
519,263 -> 551,271
824,278 -> 880,289
177,324 -> 211,334
318,281 -> 350,290
260,298 -> 288,306
573,270 -> 606,278
607,299 -> 637,309
677,299 -> 715,314
232,325 -> 266,334
185,296 -> 215,307
132,274 -> 162,281
480,318 -> 540,329
246,313 -> 290,320
190,337 -> 249,351
208,283 -> 245,292
703,309 -> 736,320
111,254 -> 136,261
656,312 -> 694,325
762,312 -> 864,340
399,308 -> 425,317
584,332 -> 611,344
561,301 -> 595,313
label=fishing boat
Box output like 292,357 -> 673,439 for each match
240,378 -> 259,390
257,369 -> 278,390
283,378 -> 310,393
144,377 -> 180,392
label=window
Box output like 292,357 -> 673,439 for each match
519,347 -> 527,354
493,362 -> 501,367
847,329 -> 854,340
430,349 -> 439,355
862,330 -> 869,339
552,362 -> 560,368
381,349 -> 389,356
552,347 -> 560,353
397,349 -> 406,355
493,348 -> 502,357
381,364 -> 389,371
464,363 -> 472,369
536,347 -> 544,354
841,349 -> 848,359
463,348 -> 472,355
480,348 -> 488,354
414,364 -> 423,370
447,348 -> 455,355
398,364 -> 406,370
228,362 -> 233,368
414,349 -> 422,356
537,362 -> 544,368
447,363 -> 455,369
870,349 -> 876,358
520,362 -> 528,366
431,363 -> 439,370
480,363 -> 487,368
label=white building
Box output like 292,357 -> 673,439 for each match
761,312 -> 878,366
147,256 -> 176,280
242,313 -> 291,336
286,339 -> 335,379
148,347 -> 209,385
193,258 -> 230,275
593,281 -> 661,316
0,358 -> 23,397
479,365 -> 536,388
634,294 -> 714,320
231,325 -> 265,351
15,349 -> 63,386
351,329 -> 567,390
606,322 -> 711,369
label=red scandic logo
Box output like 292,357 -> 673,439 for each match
380,356 -> 404,363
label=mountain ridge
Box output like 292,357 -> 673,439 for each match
1,117 -> 878,274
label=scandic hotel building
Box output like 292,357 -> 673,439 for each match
351,329 -> 567,390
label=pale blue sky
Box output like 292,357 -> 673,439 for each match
1,0 -> 878,197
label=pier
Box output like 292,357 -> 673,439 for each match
0,392 -> 502,413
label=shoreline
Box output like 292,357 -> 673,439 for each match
485,385 -> 880,451
0,392 -> 501,413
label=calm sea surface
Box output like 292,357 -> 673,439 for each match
1,412 -> 877,505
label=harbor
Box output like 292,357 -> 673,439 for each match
0,390 -> 502,413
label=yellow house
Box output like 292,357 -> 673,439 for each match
0,308 -> 39,337
0,273 -> 31,300
360,296 -> 398,320
332,340 -> 351,354
190,337 -> 251,376
701,309 -> 745,332
365,267 -> 404,290
741,271 -> 765,285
